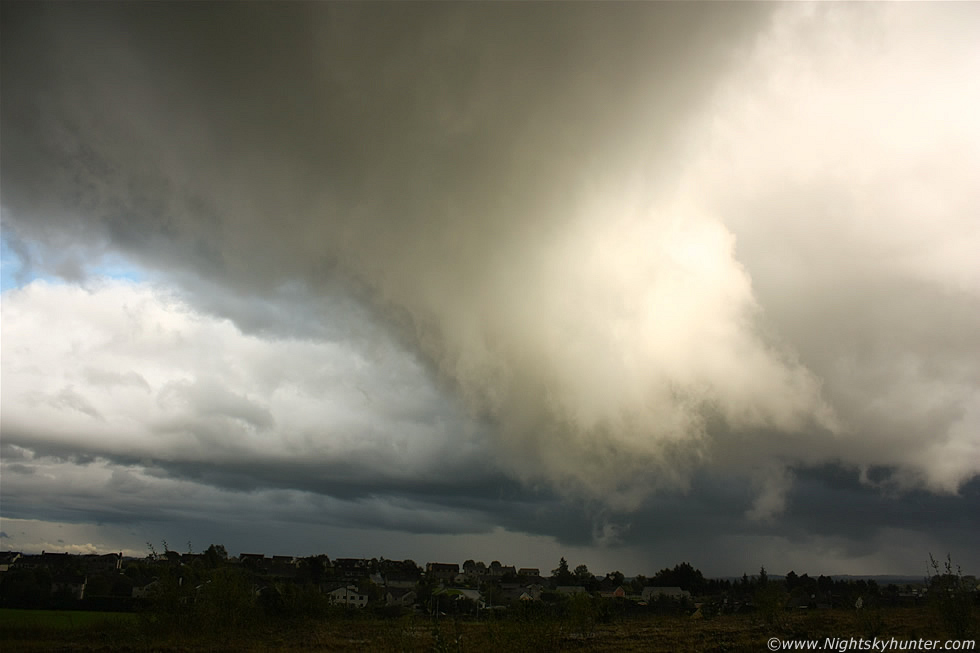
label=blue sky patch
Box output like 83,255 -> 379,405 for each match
1,232 -> 147,292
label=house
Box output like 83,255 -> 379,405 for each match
462,560 -> 487,578
518,568 -> 540,578
455,588 -> 483,604
556,586 -> 587,595
132,579 -> 161,599
334,558 -> 371,579
379,559 -> 419,573
524,583 -> 546,600
384,573 -> 419,589
41,551 -> 73,566
487,560 -> 517,578
499,586 -> 536,603
80,552 -> 123,572
425,562 -> 459,582
379,560 -> 421,587
269,556 -> 299,578
51,573 -> 87,600
0,552 -> 22,572
238,553 -> 268,570
327,584 -> 368,608
436,587 -> 484,607
19,551 -> 73,570
386,587 -> 417,607
599,586 -> 628,599
642,586 -> 691,601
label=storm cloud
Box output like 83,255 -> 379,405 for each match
2,2 -> 978,574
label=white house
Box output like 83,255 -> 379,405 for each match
642,586 -> 690,601
327,584 -> 368,608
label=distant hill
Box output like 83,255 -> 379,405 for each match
711,575 -> 929,586
829,575 -> 928,586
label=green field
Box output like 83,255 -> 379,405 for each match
0,606 -> 975,652
0,609 -> 140,652
0,608 -> 137,630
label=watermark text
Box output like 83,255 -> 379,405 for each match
767,637 -> 976,652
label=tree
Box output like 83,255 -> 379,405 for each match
798,573 -> 815,592
755,581 -> 786,628
551,557 -> 572,585
652,562 -> 705,594
673,562 -> 705,594
785,570 -> 798,592
629,574 -> 648,594
358,577 -> 384,604
300,555 -> 329,584
817,574 -> 834,598
0,568 -> 51,607
928,553 -> 975,639
204,544 -> 228,568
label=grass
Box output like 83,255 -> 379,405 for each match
0,608 -> 140,652
0,607 -> 973,652
0,607 -> 137,629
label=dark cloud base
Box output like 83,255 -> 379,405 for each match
3,436 -> 977,574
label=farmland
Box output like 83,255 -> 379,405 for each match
0,606 -> 974,652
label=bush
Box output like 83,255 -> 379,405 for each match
139,566 -> 259,639
566,592 -> 596,637
928,554 -> 976,639
755,584 -> 788,630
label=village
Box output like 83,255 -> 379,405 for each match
0,547 -> 947,617
0,549 -> 695,613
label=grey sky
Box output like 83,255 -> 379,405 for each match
1,2 -> 978,576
